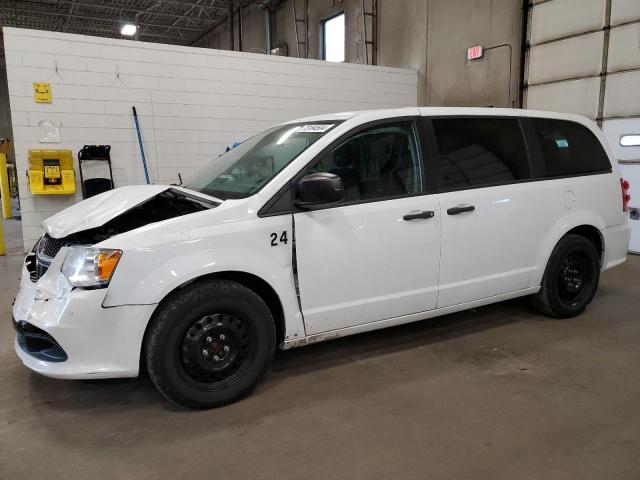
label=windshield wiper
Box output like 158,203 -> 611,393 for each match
201,189 -> 249,200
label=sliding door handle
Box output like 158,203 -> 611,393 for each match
447,205 -> 475,215
403,210 -> 435,221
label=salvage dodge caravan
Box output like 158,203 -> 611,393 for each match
13,108 -> 631,408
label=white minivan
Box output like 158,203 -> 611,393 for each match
13,107 -> 631,408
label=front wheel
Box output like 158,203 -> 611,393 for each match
145,279 -> 276,409
531,234 -> 601,318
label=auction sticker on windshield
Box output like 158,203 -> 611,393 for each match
297,124 -> 335,133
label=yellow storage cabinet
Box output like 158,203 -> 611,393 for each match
28,149 -> 76,195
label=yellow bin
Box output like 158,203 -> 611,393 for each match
28,149 -> 76,195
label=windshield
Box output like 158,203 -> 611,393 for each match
183,122 -> 340,199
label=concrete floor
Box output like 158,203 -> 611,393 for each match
1,218 -> 639,479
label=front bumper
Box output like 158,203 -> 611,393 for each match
12,253 -> 157,379
13,317 -> 68,362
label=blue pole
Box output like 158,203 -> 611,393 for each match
132,106 -> 150,184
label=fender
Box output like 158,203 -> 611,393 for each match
530,208 -> 606,287
98,205 -> 306,341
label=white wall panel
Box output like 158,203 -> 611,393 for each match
527,77 -> 601,118
528,32 -> 604,85
611,0 -> 640,26
607,23 -> 640,72
531,0 -> 605,44
604,70 -> 640,118
603,118 -> 640,162
4,27 -> 418,250
526,0 -> 640,129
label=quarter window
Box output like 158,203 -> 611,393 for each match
432,118 -> 530,189
530,118 -> 611,177
309,122 -> 423,202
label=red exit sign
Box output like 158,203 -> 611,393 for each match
467,45 -> 484,60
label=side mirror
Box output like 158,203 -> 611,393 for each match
295,172 -> 345,209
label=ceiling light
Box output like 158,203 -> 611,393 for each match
120,24 -> 137,36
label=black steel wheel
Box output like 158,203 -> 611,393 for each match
532,234 -> 601,318
179,313 -> 253,387
145,279 -> 276,409
556,251 -> 595,305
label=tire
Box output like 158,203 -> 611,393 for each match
145,279 -> 276,409
531,234 -> 601,318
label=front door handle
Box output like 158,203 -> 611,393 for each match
447,205 -> 475,215
403,210 -> 435,221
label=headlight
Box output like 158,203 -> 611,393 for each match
61,247 -> 122,287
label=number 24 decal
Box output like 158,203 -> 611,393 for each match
270,231 -> 288,247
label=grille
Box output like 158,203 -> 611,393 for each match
29,235 -> 70,282
37,235 -> 67,259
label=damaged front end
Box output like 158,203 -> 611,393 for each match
26,187 -> 219,282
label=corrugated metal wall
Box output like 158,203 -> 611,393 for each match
523,0 -> 640,125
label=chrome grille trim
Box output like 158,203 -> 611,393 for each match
29,235 -> 69,282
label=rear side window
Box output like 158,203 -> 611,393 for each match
530,118 -> 611,178
432,118 -> 530,189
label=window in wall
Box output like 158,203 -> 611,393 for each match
530,118 -> 611,178
432,118 -> 530,189
620,134 -> 640,147
308,122 -> 423,202
322,13 -> 345,62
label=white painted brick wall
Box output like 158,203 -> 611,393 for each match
3,27 -> 418,251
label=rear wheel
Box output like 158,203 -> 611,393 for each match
145,279 -> 276,409
531,234 -> 601,318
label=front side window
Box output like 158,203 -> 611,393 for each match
307,122 -> 423,202
531,118 -> 611,177
183,122 -> 339,199
432,117 -> 530,189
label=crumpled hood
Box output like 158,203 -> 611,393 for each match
43,185 -> 218,238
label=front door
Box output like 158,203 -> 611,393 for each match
294,119 -> 441,335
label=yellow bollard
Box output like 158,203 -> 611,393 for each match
0,153 -> 11,219
0,217 -> 5,256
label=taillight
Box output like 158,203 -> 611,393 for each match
621,178 -> 631,212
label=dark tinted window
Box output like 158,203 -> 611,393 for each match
308,122 -> 423,202
432,118 -> 530,189
530,118 -> 611,177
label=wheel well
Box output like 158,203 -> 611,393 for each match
142,271 -> 286,364
202,271 -> 286,347
565,225 -> 604,261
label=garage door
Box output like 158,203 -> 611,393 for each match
523,0 -> 640,125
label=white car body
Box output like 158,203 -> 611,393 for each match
12,107 -> 630,379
